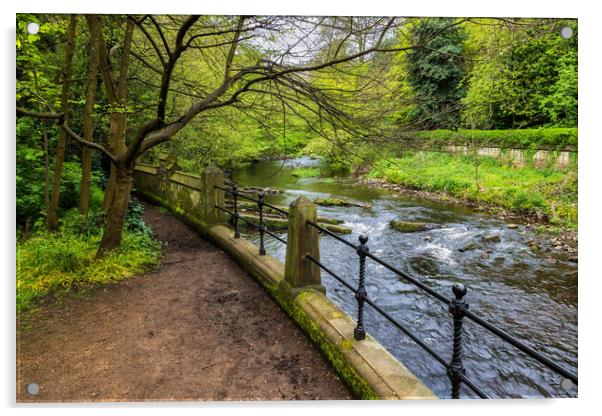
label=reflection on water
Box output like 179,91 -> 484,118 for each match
233,157 -> 578,399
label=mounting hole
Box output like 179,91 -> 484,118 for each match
560,378 -> 573,390
26,383 -> 39,396
26,22 -> 40,35
560,26 -> 573,39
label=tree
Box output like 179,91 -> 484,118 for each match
404,17 -> 467,130
79,15 -> 101,217
461,18 -> 578,129
47,14 -> 77,231
18,15 -> 418,254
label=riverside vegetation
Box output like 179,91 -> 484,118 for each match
17,199 -> 161,312
16,15 -> 577,308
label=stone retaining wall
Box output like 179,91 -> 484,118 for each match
438,145 -> 576,169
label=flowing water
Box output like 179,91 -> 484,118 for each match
232,157 -> 578,399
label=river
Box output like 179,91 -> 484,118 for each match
232,157 -> 578,399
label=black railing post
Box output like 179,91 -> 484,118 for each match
448,283 -> 468,399
232,184 -> 240,238
258,191 -> 266,255
354,234 -> 369,341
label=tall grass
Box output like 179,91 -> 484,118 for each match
16,202 -> 161,313
369,152 -> 577,228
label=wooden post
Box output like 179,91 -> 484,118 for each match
284,196 -> 322,291
201,164 -> 225,225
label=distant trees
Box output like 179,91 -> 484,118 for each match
404,18 -> 467,130
388,18 -> 578,131
462,19 -> 578,129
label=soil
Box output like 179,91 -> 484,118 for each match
16,203 -> 353,402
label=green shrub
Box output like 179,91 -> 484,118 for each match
400,128 -> 578,150
16,198 -> 161,312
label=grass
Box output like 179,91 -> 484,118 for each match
369,152 -> 577,229
291,167 -> 321,178
16,205 -> 162,313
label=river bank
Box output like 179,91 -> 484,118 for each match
357,176 -> 578,259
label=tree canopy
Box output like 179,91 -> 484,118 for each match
16,14 -> 578,253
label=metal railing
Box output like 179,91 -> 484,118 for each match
215,184 -> 288,252
305,220 -> 578,399
211,182 -> 576,398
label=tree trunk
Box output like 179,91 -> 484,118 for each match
80,15 -> 101,217
101,112 -> 128,212
97,166 -> 133,255
33,69 -> 50,214
47,14 -> 77,231
43,123 -> 50,213
100,17 -> 134,213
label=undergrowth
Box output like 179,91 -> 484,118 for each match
16,198 -> 161,313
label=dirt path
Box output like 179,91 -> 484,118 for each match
16,203 -> 353,402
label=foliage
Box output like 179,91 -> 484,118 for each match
16,14 -> 579,252
461,19 -> 578,129
291,167 -> 321,178
403,18 -> 467,129
369,152 -> 577,228
16,202 -> 161,312
17,114 -> 104,225
405,127 -> 578,149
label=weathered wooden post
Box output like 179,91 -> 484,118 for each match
282,196 -> 324,297
201,164 -> 225,225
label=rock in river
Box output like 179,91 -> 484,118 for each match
389,220 -> 429,233
459,242 -> 480,252
313,197 -> 372,209
482,234 -> 501,243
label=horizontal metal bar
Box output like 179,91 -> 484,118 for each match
215,205 -> 233,215
222,207 -> 286,245
236,213 -> 260,228
460,374 -> 491,399
215,184 -> 260,201
237,192 -> 260,203
462,309 -> 578,384
263,202 -> 289,216
306,254 -> 357,293
214,184 -> 230,193
363,295 -> 449,368
306,220 -> 358,250
363,253 -> 450,305
216,184 -> 287,216
308,220 -> 449,305
263,228 -> 287,244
